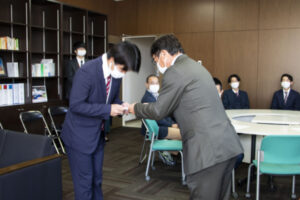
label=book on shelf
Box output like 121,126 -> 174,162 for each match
0,58 -> 6,76
32,59 -> 55,77
0,37 -> 19,50
6,62 -> 24,77
32,85 -> 47,103
0,83 -> 25,106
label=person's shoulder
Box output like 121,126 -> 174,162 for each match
141,91 -> 155,103
223,89 -> 232,95
239,90 -> 248,95
273,89 -> 282,96
290,89 -> 300,96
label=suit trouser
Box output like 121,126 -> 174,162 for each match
65,134 -> 105,200
186,156 -> 237,200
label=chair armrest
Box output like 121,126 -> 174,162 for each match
0,154 -> 61,175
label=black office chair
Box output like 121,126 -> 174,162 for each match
19,110 -> 61,154
48,106 -> 68,154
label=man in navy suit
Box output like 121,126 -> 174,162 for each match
222,74 -> 250,109
141,74 -> 181,140
61,42 -> 141,200
271,73 -> 300,110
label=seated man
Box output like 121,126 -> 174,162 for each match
271,73 -> 300,110
141,74 -> 181,165
222,74 -> 250,109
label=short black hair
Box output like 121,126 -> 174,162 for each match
213,77 -> 222,90
146,74 -> 159,83
228,74 -> 241,83
281,73 -> 293,82
73,41 -> 86,51
150,34 -> 184,57
107,41 -> 141,72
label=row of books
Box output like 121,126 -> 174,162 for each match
32,59 -> 55,77
0,83 -> 25,106
0,37 -> 19,51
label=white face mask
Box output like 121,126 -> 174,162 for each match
149,84 -> 160,93
281,81 -> 291,89
110,62 -> 125,79
77,49 -> 86,57
231,82 -> 239,89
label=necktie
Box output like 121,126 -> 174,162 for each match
102,75 -> 111,132
106,75 -> 111,97
284,92 -> 288,104
80,60 -> 83,67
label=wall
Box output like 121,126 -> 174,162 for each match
113,0 -> 300,109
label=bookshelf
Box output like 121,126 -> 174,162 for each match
0,0 -> 107,131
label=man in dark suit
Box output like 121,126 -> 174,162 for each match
64,41 -> 87,99
222,74 -> 250,109
61,42 -> 141,200
129,35 -> 243,200
141,74 -> 181,140
271,73 -> 300,110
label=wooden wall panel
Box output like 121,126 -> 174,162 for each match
109,0 -> 137,35
260,0 -> 300,29
257,29 -> 300,108
215,0 -> 259,31
174,0 -> 214,33
214,31 -> 258,108
136,0 -> 174,35
176,32 -> 214,73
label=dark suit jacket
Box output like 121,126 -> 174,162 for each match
64,58 -> 88,99
271,89 -> 300,110
61,57 -> 122,154
134,55 -> 243,175
222,89 -> 250,109
141,90 -> 174,138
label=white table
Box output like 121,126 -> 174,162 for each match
226,109 -> 300,163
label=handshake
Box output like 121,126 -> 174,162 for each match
110,102 -> 136,117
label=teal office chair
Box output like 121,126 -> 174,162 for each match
245,135 -> 300,200
143,119 -> 186,185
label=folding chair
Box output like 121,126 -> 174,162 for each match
138,119 -> 151,165
143,119 -> 186,185
245,135 -> 300,200
19,110 -> 60,154
48,106 -> 68,154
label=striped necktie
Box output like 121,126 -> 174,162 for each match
106,75 -> 111,97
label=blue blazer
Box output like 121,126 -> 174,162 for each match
141,90 -> 174,138
61,57 -> 122,154
222,89 -> 250,109
271,89 -> 300,110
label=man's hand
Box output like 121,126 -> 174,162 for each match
172,124 -> 178,128
111,104 -> 125,116
129,103 -> 136,115
122,102 -> 130,115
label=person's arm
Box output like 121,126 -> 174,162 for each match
222,91 -> 230,109
111,79 -> 123,105
134,69 -> 185,120
69,68 -> 121,119
293,92 -> 300,110
244,92 -> 250,109
271,92 -> 278,109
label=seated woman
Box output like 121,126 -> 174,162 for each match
222,74 -> 250,109
141,74 -> 181,165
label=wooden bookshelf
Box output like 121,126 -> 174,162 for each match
0,0 -> 107,131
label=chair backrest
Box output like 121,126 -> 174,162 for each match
144,119 -> 159,139
260,135 -> 300,164
48,106 -> 68,131
19,110 -> 50,135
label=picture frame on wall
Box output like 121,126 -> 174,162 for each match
0,58 -> 7,77
32,85 -> 48,103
